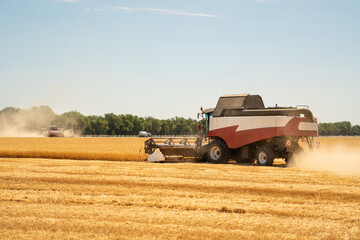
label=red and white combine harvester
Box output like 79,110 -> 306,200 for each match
42,125 -> 65,137
145,94 -> 318,166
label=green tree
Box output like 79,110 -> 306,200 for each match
319,123 -> 330,136
151,118 -> 162,135
142,117 -> 161,135
119,115 -> 134,135
160,120 -> 175,135
105,113 -> 124,135
85,116 -> 109,135
351,125 -> 360,136
334,121 -> 351,136
132,116 -> 145,135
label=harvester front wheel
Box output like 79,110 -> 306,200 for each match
255,146 -> 274,166
208,140 -> 230,164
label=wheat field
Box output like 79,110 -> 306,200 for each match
0,137 -> 360,239
1,158 -> 359,239
0,136 -> 359,162
0,137 -> 147,161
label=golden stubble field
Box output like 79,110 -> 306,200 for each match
0,137 -> 360,239
0,137 -> 147,161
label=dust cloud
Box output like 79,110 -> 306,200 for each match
0,106 -> 54,137
0,126 -> 43,137
289,146 -> 360,176
63,129 -> 79,137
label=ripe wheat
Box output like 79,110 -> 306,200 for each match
0,137 -> 147,161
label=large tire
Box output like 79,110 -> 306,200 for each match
195,144 -> 209,162
207,140 -> 230,164
255,146 -> 274,166
196,152 -> 208,162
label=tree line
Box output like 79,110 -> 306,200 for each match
0,105 -> 359,136
318,121 -> 360,136
0,106 -> 198,136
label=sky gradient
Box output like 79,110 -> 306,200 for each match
0,0 -> 359,124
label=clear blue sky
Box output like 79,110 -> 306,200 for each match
0,0 -> 359,124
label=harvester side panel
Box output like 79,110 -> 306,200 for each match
207,116 -> 318,149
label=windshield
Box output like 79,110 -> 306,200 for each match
205,113 -> 213,131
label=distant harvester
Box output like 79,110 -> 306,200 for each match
42,125 -> 65,137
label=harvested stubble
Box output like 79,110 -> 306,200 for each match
0,158 -> 359,239
0,137 -> 146,161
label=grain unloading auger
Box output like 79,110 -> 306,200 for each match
145,94 -> 319,166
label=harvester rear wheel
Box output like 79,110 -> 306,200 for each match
207,140 -> 230,164
255,146 -> 274,166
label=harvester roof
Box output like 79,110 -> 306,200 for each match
213,94 -> 265,117
202,108 -> 214,114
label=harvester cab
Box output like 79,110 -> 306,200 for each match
145,94 -> 318,165
198,107 -> 214,136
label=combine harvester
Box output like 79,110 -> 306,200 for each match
42,125 -> 65,137
145,94 -> 318,166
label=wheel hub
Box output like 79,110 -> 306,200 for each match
258,152 -> 267,164
210,146 -> 221,161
